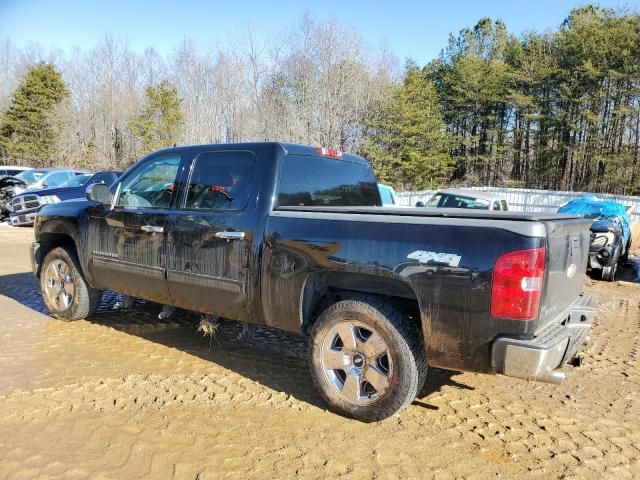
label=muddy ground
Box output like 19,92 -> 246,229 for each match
0,227 -> 639,479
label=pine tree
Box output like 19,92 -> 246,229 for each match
0,63 -> 69,166
129,82 -> 183,155
364,63 -> 453,190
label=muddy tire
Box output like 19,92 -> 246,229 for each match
601,263 -> 617,282
40,246 -> 102,321
621,240 -> 631,265
309,296 -> 426,422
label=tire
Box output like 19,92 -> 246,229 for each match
601,263 -> 617,282
309,296 -> 426,422
621,240 -> 631,265
40,246 -> 102,321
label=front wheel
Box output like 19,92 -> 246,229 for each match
621,240 -> 631,265
309,296 -> 426,422
40,246 -> 103,320
601,263 -> 617,282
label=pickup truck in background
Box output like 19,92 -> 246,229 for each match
0,168 -> 88,220
10,170 -> 122,226
30,143 -> 595,421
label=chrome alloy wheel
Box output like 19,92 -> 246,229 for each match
320,321 -> 393,405
44,259 -> 75,311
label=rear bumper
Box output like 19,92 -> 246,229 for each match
491,295 -> 596,383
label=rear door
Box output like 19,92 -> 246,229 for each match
86,153 -> 184,303
165,150 -> 258,321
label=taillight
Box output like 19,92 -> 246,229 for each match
315,147 -> 343,158
491,247 -> 546,320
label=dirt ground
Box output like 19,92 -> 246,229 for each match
0,227 -> 639,479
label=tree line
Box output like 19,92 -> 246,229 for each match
1,6 -> 639,194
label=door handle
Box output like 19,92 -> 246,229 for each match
215,231 -> 245,240
141,225 -> 164,234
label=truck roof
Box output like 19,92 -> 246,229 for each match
435,188 -> 507,202
152,142 -> 370,166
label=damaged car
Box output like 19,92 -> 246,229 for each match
558,195 -> 631,281
1,168 -> 88,220
0,175 -> 29,220
10,170 -> 121,226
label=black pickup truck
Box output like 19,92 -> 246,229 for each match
30,143 -> 596,421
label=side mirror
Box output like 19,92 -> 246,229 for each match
86,183 -> 113,205
415,201 -> 425,208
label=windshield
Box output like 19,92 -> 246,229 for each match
427,193 -> 490,209
15,170 -> 46,184
59,173 -> 92,188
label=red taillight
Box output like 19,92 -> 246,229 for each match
315,147 -> 343,158
491,248 -> 546,320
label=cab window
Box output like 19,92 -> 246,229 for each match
45,171 -> 73,188
425,194 -> 442,207
184,151 -> 256,210
277,156 -> 381,207
439,194 -> 490,209
115,155 -> 181,209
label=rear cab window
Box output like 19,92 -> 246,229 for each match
90,172 -> 120,186
277,155 -> 381,207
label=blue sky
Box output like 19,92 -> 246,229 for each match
0,0 -> 637,65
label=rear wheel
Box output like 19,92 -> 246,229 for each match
309,296 -> 426,422
40,246 -> 102,320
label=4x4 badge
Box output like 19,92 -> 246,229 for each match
407,250 -> 462,267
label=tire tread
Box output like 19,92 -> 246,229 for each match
309,294 -> 427,422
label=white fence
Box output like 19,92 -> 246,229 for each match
396,187 -> 640,224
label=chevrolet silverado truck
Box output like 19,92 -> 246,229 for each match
30,143 -> 595,422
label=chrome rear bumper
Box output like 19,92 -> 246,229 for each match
492,295 -> 596,383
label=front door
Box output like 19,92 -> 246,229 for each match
165,150 -> 258,321
87,153 -> 183,303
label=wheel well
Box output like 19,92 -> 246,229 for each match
300,272 -> 422,335
36,232 -> 77,276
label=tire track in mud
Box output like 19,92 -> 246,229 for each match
0,372 -> 311,425
2,230 -> 640,479
583,296 -> 640,377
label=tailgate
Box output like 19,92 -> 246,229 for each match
537,218 -> 592,330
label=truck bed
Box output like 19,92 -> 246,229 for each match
268,204 -> 591,372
